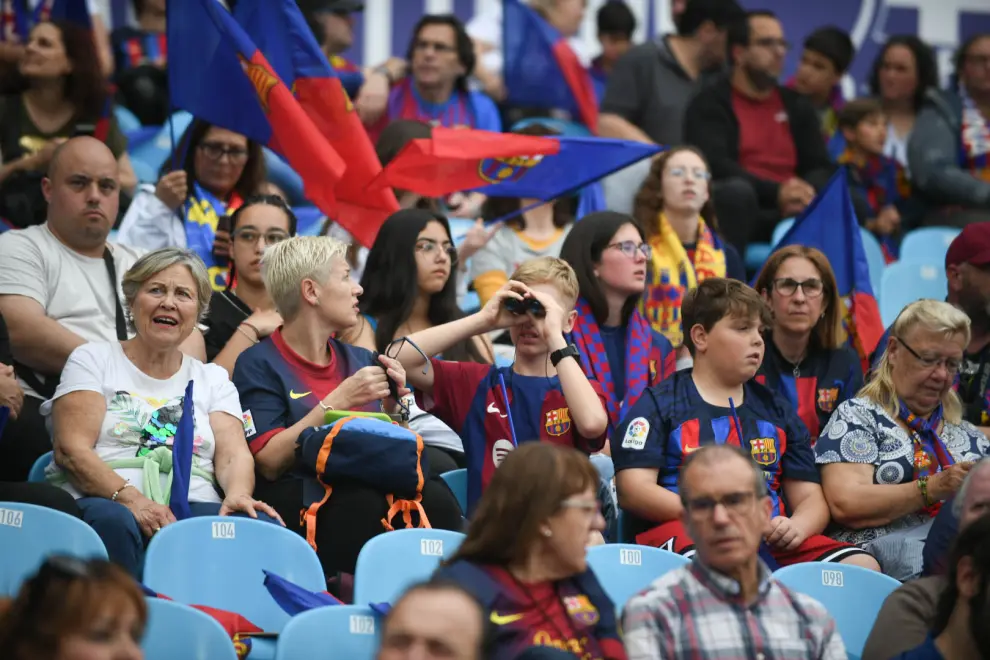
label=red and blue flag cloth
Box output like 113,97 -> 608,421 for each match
1,0 -> 88,41
232,0 -> 398,248
167,0 -> 346,226
139,585 -> 261,659
262,570 -> 392,616
502,0 -> 599,133
772,169 -> 884,371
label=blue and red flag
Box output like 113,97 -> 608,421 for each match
140,585 -> 260,659
167,0 -> 346,223
2,0 -> 89,40
503,0 -> 599,133
232,0 -> 398,247
169,380 -> 194,521
773,169 -> 884,370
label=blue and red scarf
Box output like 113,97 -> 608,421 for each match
837,148 -> 909,261
959,84 -> 990,184
898,401 -> 955,516
570,298 -> 650,427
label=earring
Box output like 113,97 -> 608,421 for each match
541,528 -> 552,538
820,312 -> 825,319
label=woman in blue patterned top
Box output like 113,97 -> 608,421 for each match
816,299 -> 990,578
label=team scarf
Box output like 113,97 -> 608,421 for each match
183,182 -> 243,292
959,84 -> 990,183
569,298 -> 650,427
837,148 -> 909,261
641,215 -> 726,347
0,0 -> 51,42
898,401 -> 955,517
386,78 -> 476,129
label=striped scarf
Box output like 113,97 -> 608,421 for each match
641,215 -> 726,347
837,148 -> 909,260
960,85 -> 990,183
898,401 -> 954,517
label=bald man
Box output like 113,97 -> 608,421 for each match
0,137 -> 145,480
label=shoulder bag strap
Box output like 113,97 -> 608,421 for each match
102,246 -> 128,341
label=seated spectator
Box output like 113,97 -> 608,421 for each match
435,443 -> 623,660
612,278 -> 878,570
470,125 -> 575,309
117,119 -> 267,291
232,236 -> 462,577
558,211 -> 676,435
0,137 -> 147,481
908,33 -> 990,227
837,98 -> 911,258
790,26 -> 854,144
201,195 -> 296,377
0,312 -> 24,433
894,515 -> 990,659
44,248 -> 279,576
0,21 -> 136,228
342,208 -> 493,473
754,245 -> 863,438
924,459 -> 990,577
631,147 -> 745,348
622,445 -> 846,659
590,1 -> 636,88
0,0 -> 114,77
817,300 -> 987,579
0,556 -> 146,660
866,35 -> 939,171
684,11 -> 834,251
394,257 -> 608,510
111,0 -> 168,126
377,579 -> 487,660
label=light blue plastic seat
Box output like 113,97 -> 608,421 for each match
744,218 -> 796,272
899,226 -> 961,266
509,117 -> 592,137
114,104 -> 142,134
128,110 -> 194,180
142,597 -> 238,660
772,218 -> 796,246
860,227 -> 886,296
0,502 -> 107,595
773,563 -> 900,657
27,451 -> 53,483
879,262 -> 947,326
439,469 -> 467,514
586,544 -> 689,611
275,605 -> 380,660
353,529 -> 465,605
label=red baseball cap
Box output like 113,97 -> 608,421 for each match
945,223 -> 990,268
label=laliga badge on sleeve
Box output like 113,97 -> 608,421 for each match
621,417 -> 649,450
242,409 -> 257,437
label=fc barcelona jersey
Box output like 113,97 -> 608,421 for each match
418,359 -> 608,511
612,371 -> 819,539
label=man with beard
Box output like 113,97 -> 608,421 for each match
682,11 -> 834,252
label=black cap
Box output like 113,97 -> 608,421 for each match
297,0 -> 364,14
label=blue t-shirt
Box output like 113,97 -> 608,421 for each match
894,635 -> 945,659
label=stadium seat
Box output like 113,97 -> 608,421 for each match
772,218 -> 796,246
460,290 -> 481,314
128,110 -> 194,181
589,454 -> 614,483
743,217 -> 795,273
773,563 -> 900,657
879,262 -> 947,326
142,597 -> 238,660
114,104 -> 142,134
0,502 -> 107,595
353,528 -> 465,605
275,605 -> 381,660
27,451 -> 53,483
439,469 -> 467,514
899,226 -> 961,266
860,228 -> 886,296
143,517 -> 325,635
447,217 -> 476,245
263,149 -> 306,206
510,117 -> 592,137
586,544 -> 689,611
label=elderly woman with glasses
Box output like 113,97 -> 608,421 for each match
816,299 -> 990,578
754,245 -> 863,439
43,248 -> 280,578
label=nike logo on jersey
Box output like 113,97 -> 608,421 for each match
487,402 -> 507,418
289,390 -> 311,399
490,612 -> 524,625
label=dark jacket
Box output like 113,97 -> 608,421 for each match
683,74 -> 833,209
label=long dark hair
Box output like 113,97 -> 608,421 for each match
932,514 -> 990,635
405,14 -> 475,94
952,33 -> 990,92
868,35 -> 938,109
160,119 -> 267,201
359,208 -> 488,363
558,211 -> 645,327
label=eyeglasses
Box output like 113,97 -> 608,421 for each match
198,142 -> 250,164
414,239 -> 458,266
772,277 -> 824,298
751,37 -> 790,52
232,228 -> 290,246
666,166 -> 711,181
608,240 -> 651,260
413,40 -> 457,54
683,491 -> 758,518
895,336 -> 963,374
560,498 -> 601,516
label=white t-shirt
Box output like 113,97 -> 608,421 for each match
42,341 -> 243,504
0,224 -> 144,398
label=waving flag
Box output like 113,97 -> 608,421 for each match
167,0 -> 345,221
169,380 -> 194,521
264,571 -> 391,617
232,0 -> 398,247
503,0 -> 599,132
773,169 -> 884,369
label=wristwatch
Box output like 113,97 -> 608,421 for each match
550,344 -> 580,368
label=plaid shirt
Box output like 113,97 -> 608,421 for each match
622,560 -> 846,660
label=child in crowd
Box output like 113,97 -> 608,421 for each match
612,278 -> 880,571
591,1 -> 636,89
837,97 -> 911,260
792,26 -> 855,144
393,257 -> 609,512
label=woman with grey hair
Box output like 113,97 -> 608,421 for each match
816,299 -> 990,579
43,248 -> 281,577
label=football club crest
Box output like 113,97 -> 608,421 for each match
477,154 -> 544,184
545,408 -> 571,436
238,55 -> 279,112
563,595 -> 599,626
817,387 -> 839,413
750,438 -> 778,466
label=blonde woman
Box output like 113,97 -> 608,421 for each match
816,300 -> 990,578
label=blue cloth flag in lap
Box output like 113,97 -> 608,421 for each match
169,380 -> 194,521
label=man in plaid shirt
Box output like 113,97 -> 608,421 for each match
622,444 -> 846,659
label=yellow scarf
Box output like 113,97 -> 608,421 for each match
641,214 -> 726,347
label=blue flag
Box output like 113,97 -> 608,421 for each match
263,570 -> 392,617
0,406 -> 9,440
169,380 -> 194,521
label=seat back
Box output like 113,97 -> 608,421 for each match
353,529 -> 465,605
275,605 -> 380,660
142,598 -> 238,660
771,218 -> 796,246
899,227 -> 961,265
143,517 -> 325,632
439,469 -> 467,514
879,262 -> 947,326
860,228 -> 886,296
773,563 -> 900,656
0,502 -> 107,595
27,451 -> 53,483
586,544 -> 689,611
